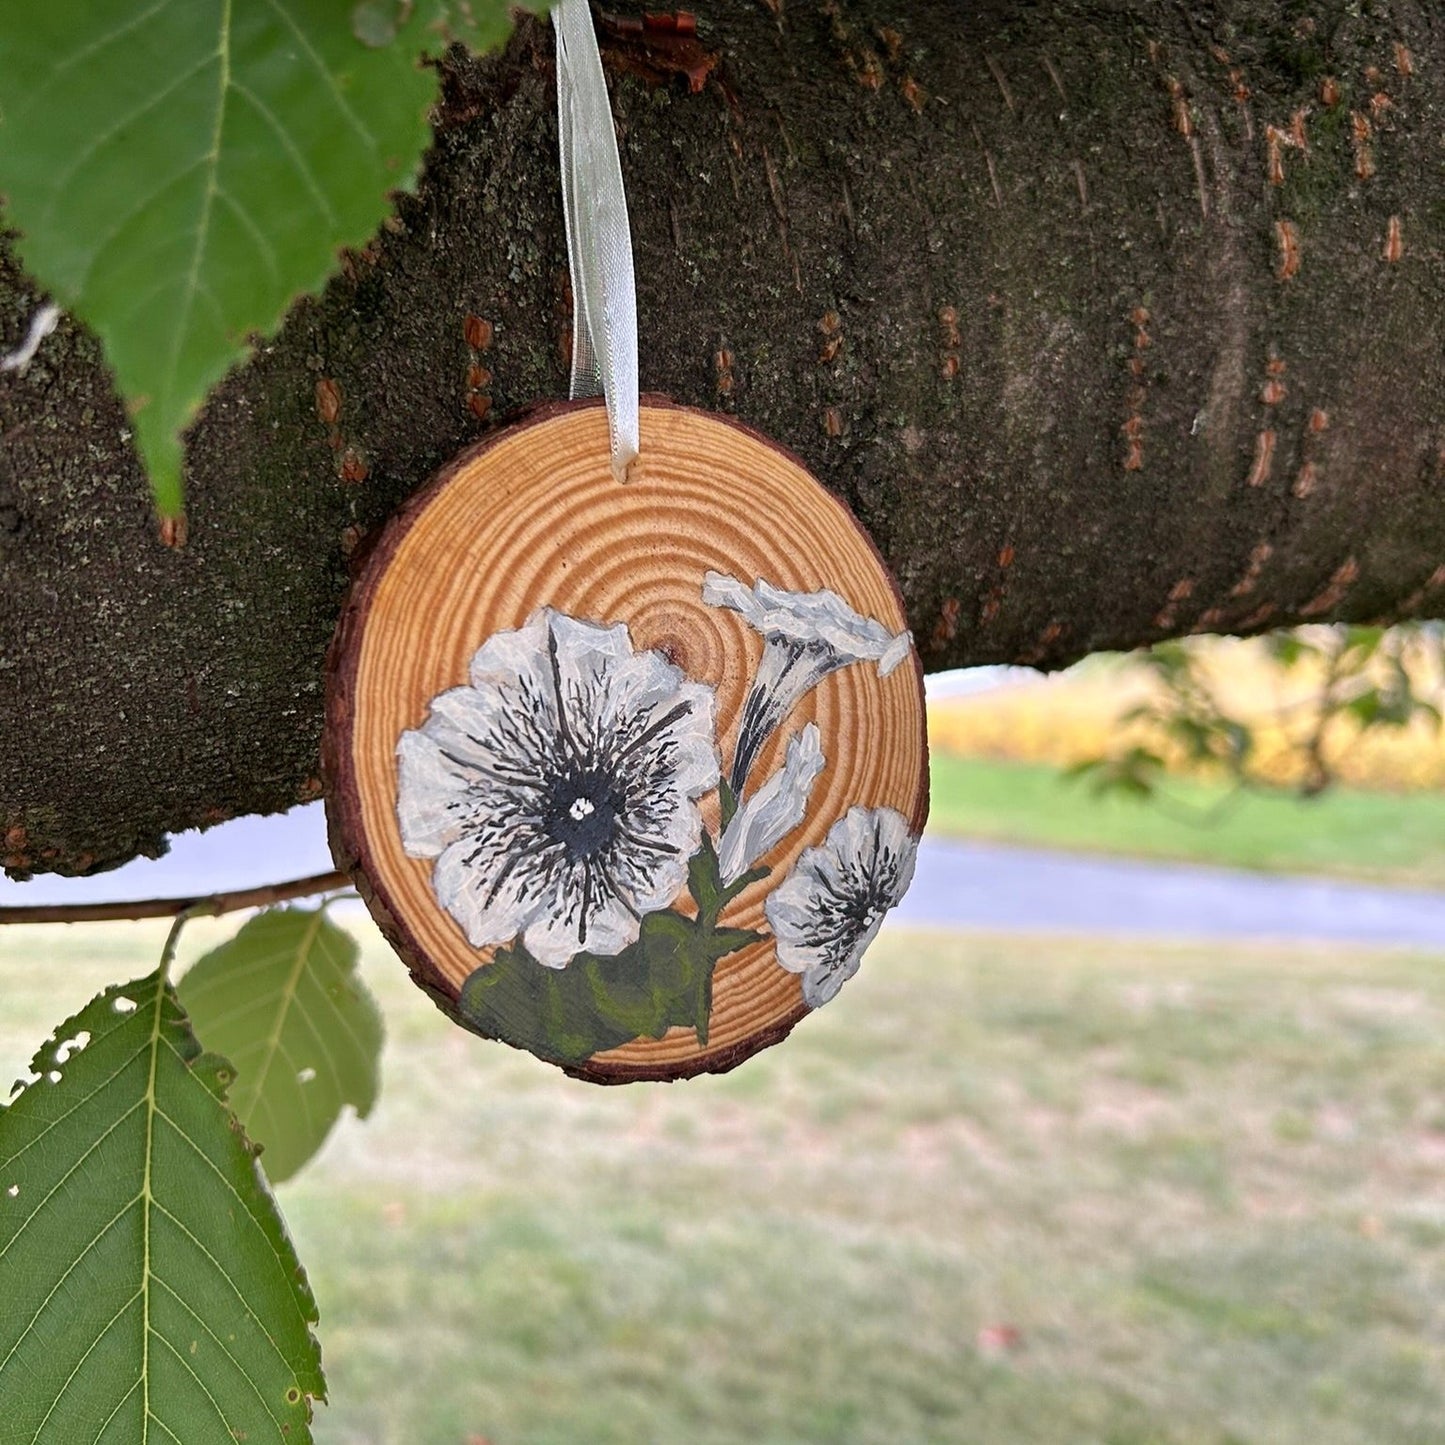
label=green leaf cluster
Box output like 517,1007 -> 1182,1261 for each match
1073,621 -> 1445,808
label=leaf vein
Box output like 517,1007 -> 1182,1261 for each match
89,1374 -> 140,1445
257,0 -> 378,149
151,1274 -> 275,1423
150,1201 -> 303,1372
0,1195 -> 139,1376
157,0 -> 232,418
27,1289 -> 142,1444
149,1329 -> 232,1438
0,1099 -> 145,1267
227,82 -> 339,228
11,0 -> 177,125
35,51 -> 221,245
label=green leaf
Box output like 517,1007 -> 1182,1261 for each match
1264,631 -> 1315,668
178,907 -> 384,1185
355,0 -> 530,52
1065,745 -> 1166,800
0,0 -> 519,513
0,970 -> 324,1441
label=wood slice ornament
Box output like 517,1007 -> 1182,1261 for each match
325,400 -> 927,1081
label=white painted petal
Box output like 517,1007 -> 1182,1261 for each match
520,911 -> 582,970
718,723 -> 824,885
396,730 -> 470,858
802,945 -> 866,1008
625,840 -> 696,918
804,610 -> 899,667
431,836 -> 539,950
657,680 -> 721,799
763,864 -> 827,967
879,810 -> 920,900
422,682 -> 532,774
425,682 -> 505,739
878,630 -> 915,678
548,610 -> 634,690
596,641 -> 702,734
466,610 -> 555,706
523,869 -> 642,968
743,577 -> 910,669
826,803 -> 878,863
834,806 -> 915,897
702,570 -> 766,626
575,888 -> 641,959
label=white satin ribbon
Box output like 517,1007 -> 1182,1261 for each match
553,0 -> 639,483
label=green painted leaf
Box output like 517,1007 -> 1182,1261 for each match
459,939 -> 657,1066
0,0 -> 521,513
688,835 -> 726,923
458,902 -> 762,1066
178,907 -> 384,1185
588,910 -> 713,1045
687,832 -> 766,927
0,970 -> 324,1442
717,777 -> 740,832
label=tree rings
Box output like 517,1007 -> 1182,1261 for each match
324,399 -> 928,1082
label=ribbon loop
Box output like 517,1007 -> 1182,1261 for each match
553,0 -> 640,483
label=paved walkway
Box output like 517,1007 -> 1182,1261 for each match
896,838 -> 1445,949
3,806 -> 1443,950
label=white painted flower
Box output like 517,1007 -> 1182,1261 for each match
702,572 -> 912,791
716,722 -> 824,886
765,806 -> 918,1008
397,609 -> 719,968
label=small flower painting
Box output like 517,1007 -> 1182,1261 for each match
703,572 -> 913,793
396,576 -> 921,1064
766,806 -> 919,1008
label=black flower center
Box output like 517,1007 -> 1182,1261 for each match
545,769 -> 623,860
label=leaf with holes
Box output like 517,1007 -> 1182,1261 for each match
0,970 -> 324,1442
178,907 -> 383,1184
0,0 -> 523,515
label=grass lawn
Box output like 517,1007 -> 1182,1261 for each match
927,752 -> 1445,890
3,916 -> 1444,1443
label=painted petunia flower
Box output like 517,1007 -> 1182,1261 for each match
765,806 -> 918,1008
716,722 -> 824,886
702,572 -> 912,792
397,609 -> 718,968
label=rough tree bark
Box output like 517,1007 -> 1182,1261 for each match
2,0 -> 1443,877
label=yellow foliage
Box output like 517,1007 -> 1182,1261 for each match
929,638 -> 1445,792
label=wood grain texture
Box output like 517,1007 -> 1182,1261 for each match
325,398 -> 927,1081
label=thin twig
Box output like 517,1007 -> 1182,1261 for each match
0,870 -> 351,927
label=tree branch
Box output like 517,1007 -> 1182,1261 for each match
4,1 -> 1445,877
0,870 -> 351,927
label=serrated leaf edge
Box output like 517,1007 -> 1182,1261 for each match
0,973 -> 322,1441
